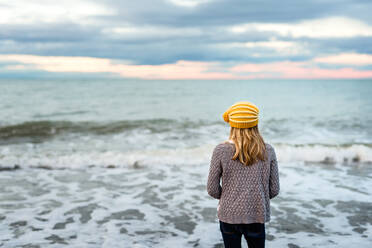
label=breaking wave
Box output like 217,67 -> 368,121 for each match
0,119 -> 220,145
0,143 -> 371,170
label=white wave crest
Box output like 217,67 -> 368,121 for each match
0,143 -> 371,170
275,144 -> 372,164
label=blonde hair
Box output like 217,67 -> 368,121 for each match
226,126 -> 266,166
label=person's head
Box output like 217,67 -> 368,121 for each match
223,101 -> 266,166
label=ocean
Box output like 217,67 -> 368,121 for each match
0,78 -> 371,247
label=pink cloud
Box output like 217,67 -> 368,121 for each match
281,67 -> 372,79
0,54 -> 238,79
117,61 -> 238,80
313,53 -> 372,65
1,54 -> 372,79
230,61 -> 372,79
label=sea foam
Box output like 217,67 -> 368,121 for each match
0,143 -> 371,170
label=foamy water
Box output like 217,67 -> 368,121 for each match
1,161 -> 371,247
1,143 -> 372,170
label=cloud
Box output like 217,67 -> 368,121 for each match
1,54 -> 371,79
0,54 -> 235,79
1,15 -> 371,65
0,23 -> 98,42
94,0 -> 338,27
230,61 -> 372,79
313,37 -> 372,55
239,38 -> 310,57
166,0 -> 211,8
0,0 -> 114,25
313,53 -> 372,65
0,0 -> 371,68
230,17 -> 372,38
101,25 -> 203,41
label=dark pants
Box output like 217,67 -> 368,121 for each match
219,221 -> 265,248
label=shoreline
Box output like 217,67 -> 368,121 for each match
1,161 -> 371,247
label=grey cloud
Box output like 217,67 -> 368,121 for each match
331,0 -> 372,25
0,26 -> 369,65
0,0 -> 371,65
92,0 -> 372,27
294,36 -> 372,55
93,0 -> 338,27
0,36 -> 312,65
0,22 -> 99,42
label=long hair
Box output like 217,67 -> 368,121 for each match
227,126 -> 266,166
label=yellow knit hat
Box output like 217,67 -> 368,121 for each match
222,101 -> 259,128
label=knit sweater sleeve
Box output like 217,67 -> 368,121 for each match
269,146 -> 280,199
207,144 -> 223,199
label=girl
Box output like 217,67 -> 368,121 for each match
207,101 -> 280,248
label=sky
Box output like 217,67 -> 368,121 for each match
1,0 -> 372,79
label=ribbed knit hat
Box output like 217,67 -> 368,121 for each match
223,101 -> 259,128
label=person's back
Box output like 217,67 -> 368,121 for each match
207,101 -> 280,248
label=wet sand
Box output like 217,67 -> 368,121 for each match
0,161 -> 371,248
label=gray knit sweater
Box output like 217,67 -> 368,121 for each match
207,141 -> 279,224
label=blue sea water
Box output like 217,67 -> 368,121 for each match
0,78 -> 371,168
0,78 -> 371,247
